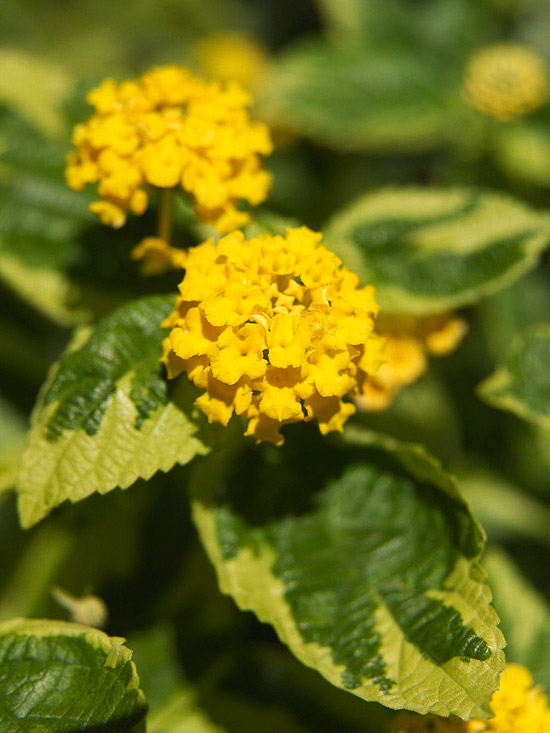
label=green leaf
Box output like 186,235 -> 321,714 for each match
129,627 -> 224,733
483,548 -> 550,694
0,106 -> 92,325
0,524 -> 73,621
0,617 -> 146,732
315,0 -> 370,45
480,269 -> 550,362
324,187 -> 550,314
0,49 -> 71,136
0,395 -> 27,496
244,210 -> 300,238
495,122 -> 550,188
261,40 -> 456,153
457,465 -> 550,545
17,295 -> 211,528
478,323 -> 550,429
190,429 -> 504,719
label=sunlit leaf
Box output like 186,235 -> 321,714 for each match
191,429 -> 504,719
325,187 -> 550,314
17,295 -> 211,528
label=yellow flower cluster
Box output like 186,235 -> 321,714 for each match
65,65 -> 273,233
464,44 -> 548,121
162,226 -> 382,445
391,664 -> 550,733
357,313 -> 467,411
195,32 -> 269,92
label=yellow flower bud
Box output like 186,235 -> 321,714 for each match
464,43 -> 548,121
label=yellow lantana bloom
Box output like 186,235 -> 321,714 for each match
357,313 -> 467,411
464,43 -> 548,121
391,664 -> 550,732
162,226 -> 383,445
195,32 -> 269,92
66,65 -> 273,233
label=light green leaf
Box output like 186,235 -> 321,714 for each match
315,0 -> 370,44
0,49 -> 71,136
17,295 -> 211,528
495,123 -> 550,188
0,524 -> 73,621
0,106 -> 91,325
324,187 -> 550,314
0,617 -> 147,732
0,395 -> 27,496
261,41 -> 456,153
457,466 -> 550,545
244,210 -> 299,238
478,323 -> 550,429
129,627 -> 224,733
190,430 -> 504,719
484,548 -> 550,693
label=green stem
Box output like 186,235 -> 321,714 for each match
158,188 -> 174,244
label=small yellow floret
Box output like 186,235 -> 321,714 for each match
66,65 -> 273,232
390,664 -> 550,733
162,226 -> 381,444
131,237 -> 187,276
357,314 -> 467,411
464,43 -> 548,121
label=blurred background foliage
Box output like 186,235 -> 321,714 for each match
0,0 -> 549,730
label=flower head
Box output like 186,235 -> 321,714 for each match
66,65 -> 273,233
464,44 -> 548,121
162,226 -> 382,444
390,664 -> 550,733
195,32 -> 269,92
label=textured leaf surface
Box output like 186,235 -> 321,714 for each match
478,324 -> 550,429
261,41 -> 455,153
191,430 -> 504,719
17,295 -> 211,528
325,187 -> 550,314
0,106 -> 91,324
0,618 -> 146,732
484,548 -> 550,694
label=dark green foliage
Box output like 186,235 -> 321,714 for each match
0,621 -> 147,732
43,295 -> 174,440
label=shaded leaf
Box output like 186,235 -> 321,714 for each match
0,106 -> 92,324
484,548 -> 550,694
457,465 -> 550,545
261,40 -> 456,153
478,323 -> 550,429
325,187 -> 550,314
0,395 -> 27,496
129,626 -> 224,733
